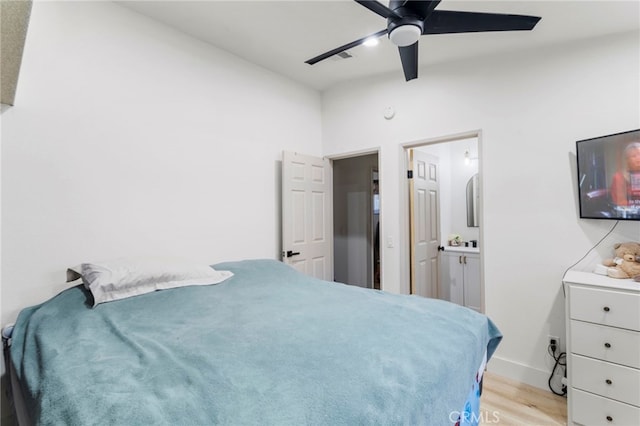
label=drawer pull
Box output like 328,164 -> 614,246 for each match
606,415 -> 613,422
603,306 -> 610,312
605,379 -> 612,385
604,342 -> 612,349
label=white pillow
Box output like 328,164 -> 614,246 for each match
69,257 -> 233,307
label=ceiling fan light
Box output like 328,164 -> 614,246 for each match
389,24 -> 421,47
363,37 -> 379,47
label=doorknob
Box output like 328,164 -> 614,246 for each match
437,245 -> 445,251
286,250 -> 301,258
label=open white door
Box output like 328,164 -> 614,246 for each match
409,149 -> 441,298
282,151 -> 333,280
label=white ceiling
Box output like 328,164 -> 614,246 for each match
118,0 -> 640,91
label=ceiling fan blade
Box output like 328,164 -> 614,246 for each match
423,10 -> 541,34
305,29 -> 388,65
398,43 -> 418,81
401,0 -> 441,19
354,0 -> 401,20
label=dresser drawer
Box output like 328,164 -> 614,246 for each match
571,354 -> 640,407
571,321 -> 640,369
570,285 -> 640,331
572,389 -> 640,426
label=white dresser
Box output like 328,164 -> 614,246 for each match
563,270 -> 640,425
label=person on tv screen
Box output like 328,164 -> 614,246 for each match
610,141 -> 640,208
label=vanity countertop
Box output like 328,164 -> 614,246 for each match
443,246 -> 480,254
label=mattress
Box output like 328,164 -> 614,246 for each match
9,259 -> 502,425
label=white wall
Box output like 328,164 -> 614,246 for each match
0,1 -> 322,327
322,31 -> 640,389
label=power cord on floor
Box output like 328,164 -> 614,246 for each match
547,341 -> 567,397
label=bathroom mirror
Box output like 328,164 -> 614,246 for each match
466,174 -> 479,227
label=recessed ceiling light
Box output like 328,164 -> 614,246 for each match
363,37 -> 379,47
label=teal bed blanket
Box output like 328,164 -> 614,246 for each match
10,259 -> 501,425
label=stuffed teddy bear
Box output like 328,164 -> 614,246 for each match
602,242 -> 640,279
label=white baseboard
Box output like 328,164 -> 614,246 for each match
487,355 -> 553,392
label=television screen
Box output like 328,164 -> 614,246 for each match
577,129 -> 640,220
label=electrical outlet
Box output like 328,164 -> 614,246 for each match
548,335 -> 560,351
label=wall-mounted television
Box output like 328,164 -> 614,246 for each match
577,129 -> 640,220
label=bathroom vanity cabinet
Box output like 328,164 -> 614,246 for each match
441,247 -> 481,313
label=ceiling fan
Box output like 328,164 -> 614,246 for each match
305,0 -> 541,81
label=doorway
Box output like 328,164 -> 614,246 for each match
405,134 -> 483,312
281,150 -> 381,289
332,153 -> 380,289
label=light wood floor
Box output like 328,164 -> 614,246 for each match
480,372 -> 568,425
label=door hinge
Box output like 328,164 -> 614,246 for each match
407,170 -> 413,179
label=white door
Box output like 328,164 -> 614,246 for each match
409,149 -> 441,297
282,151 -> 333,280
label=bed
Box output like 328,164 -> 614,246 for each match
5,259 -> 501,425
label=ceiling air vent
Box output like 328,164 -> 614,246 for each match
330,51 -> 353,61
